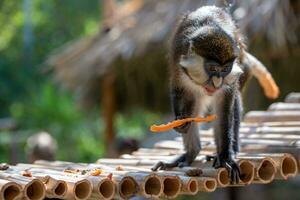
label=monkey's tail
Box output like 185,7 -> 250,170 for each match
244,52 -> 280,99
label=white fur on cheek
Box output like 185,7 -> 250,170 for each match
180,54 -> 208,85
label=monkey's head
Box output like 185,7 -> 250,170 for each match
179,25 -> 242,95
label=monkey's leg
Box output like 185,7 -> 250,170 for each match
152,123 -> 201,171
152,86 -> 200,171
233,93 -> 242,153
213,88 -> 240,184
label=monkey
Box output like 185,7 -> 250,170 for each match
151,5 -> 279,183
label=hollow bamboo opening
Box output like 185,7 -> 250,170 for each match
144,176 -> 161,196
281,156 -> 298,179
204,179 -> 217,192
257,159 -> 276,183
187,179 -> 198,194
163,177 -> 181,198
54,182 -> 67,197
3,184 -> 21,200
99,180 -> 115,199
119,177 -> 137,199
25,180 -> 45,200
218,169 -> 230,187
74,181 -> 91,200
239,160 -> 254,184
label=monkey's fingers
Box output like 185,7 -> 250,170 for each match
150,115 -> 216,132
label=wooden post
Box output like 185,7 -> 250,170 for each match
101,72 -> 117,157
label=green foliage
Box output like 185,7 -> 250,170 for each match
0,0 -> 103,163
8,81 -> 104,163
116,109 -> 161,139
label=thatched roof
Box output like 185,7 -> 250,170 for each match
47,0 -> 300,109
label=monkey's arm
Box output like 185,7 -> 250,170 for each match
213,87 -> 240,183
244,52 -> 280,99
152,84 -> 201,171
171,85 -> 196,133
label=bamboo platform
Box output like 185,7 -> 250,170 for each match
1,93 -> 300,200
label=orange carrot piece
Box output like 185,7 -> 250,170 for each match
150,115 -> 216,132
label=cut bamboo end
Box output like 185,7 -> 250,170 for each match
144,175 -> 162,198
45,178 -> 67,198
97,179 -> 115,200
24,179 -> 45,200
54,181 -> 67,197
162,176 -> 181,199
255,158 -> 276,184
0,180 -> 22,200
201,168 -> 229,187
217,168 -> 230,187
238,160 -> 255,185
197,177 -> 217,192
179,176 -> 198,195
273,154 -> 298,179
118,176 -> 138,199
73,180 -> 92,200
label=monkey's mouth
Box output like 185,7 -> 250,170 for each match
203,85 -> 218,95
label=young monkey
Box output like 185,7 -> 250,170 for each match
151,6 -> 279,183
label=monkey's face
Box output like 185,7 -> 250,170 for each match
179,27 -> 242,95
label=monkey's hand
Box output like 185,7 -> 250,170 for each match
151,153 -> 192,171
212,154 -> 240,184
173,116 -> 191,134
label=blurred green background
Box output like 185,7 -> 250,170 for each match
0,0 -> 161,163
0,0 -> 299,175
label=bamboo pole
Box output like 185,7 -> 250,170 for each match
178,176 -> 198,195
41,176 -> 67,198
87,177 -> 115,200
242,121 -> 300,127
285,92 -> 300,103
196,177 -> 217,192
126,172 -> 163,198
268,102 -> 300,111
239,153 -> 298,180
195,168 -> 229,188
113,175 -> 138,199
0,172 -> 45,200
244,111 -> 300,123
0,179 -> 22,200
235,159 -> 255,185
236,156 -> 276,184
160,175 -> 181,198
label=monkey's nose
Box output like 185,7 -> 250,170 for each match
212,76 -> 223,88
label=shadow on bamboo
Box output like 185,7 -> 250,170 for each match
0,180 -> 22,200
162,176 -> 181,199
24,179 -> 45,200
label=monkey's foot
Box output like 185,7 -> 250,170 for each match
151,154 -> 191,171
212,155 -> 240,184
